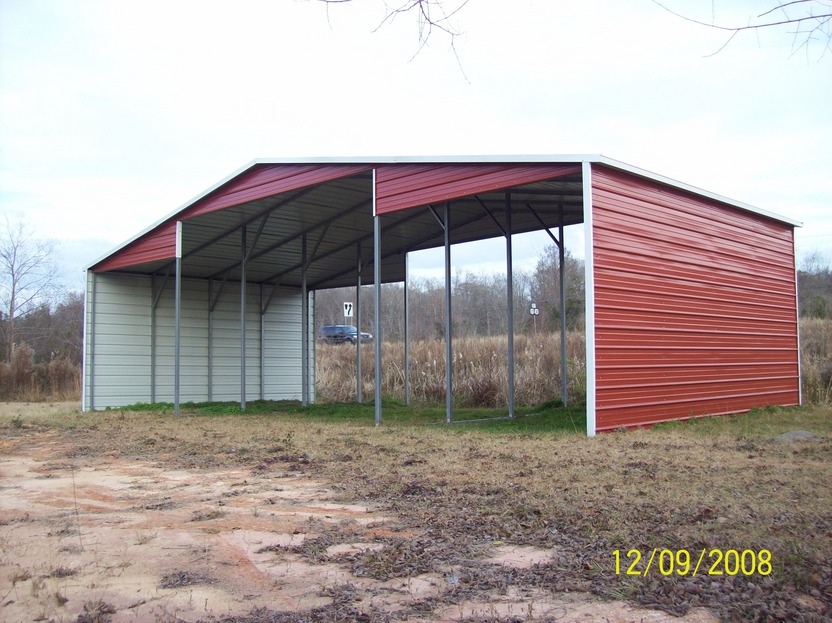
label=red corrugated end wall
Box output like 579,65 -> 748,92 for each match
91,163 -> 371,272
591,165 -> 799,432
375,163 -> 581,214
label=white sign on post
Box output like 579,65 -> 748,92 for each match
344,302 -> 354,318
529,303 -> 540,316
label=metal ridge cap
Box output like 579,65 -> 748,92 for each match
249,154 -> 604,165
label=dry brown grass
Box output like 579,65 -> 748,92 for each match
801,318 -> 832,405
2,402 -> 830,621
319,319 -> 832,408
0,343 -> 80,402
317,331 -> 586,407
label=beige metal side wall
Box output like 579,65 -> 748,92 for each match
83,273 -> 152,409
83,272 -> 312,409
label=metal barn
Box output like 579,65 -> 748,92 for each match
83,156 -> 802,435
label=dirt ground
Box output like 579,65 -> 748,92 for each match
0,406 -> 724,623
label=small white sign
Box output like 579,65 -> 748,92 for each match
343,302 -> 354,318
530,303 -> 540,316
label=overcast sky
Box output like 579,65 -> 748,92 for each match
1,0 -> 829,288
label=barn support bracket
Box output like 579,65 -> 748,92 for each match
150,266 -> 170,405
373,169 -> 382,426
259,282 -> 280,402
505,194 -> 515,419
356,243 -> 362,403
475,196 -> 508,237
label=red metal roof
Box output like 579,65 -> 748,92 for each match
91,163 -> 371,273
374,163 -> 581,214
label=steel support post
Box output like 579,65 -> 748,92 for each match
301,233 -> 309,406
373,210 -> 382,426
174,222 -> 182,417
444,202 -> 453,424
505,194 -> 515,418
559,223 -> 568,407
150,275 -> 156,404
582,161 -> 597,437
88,273 -> 96,411
404,251 -> 411,406
208,280 -> 213,402
356,243 -> 362,403
240,226 -> 247,411
260,284 -> 265,401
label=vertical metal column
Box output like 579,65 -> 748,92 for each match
373,170 -> 382,426
559,223 -> 568,407
260,284 -> 265,401
444,202 -> 453,424
150,275 -> 156,404
240,226 -> 247,411
356,243 -> 362,403
404,251 -> 411,406
301,233 -> 309,406
505,194 -> 515,418
582,161 -> 597,437
88,272 -> 96,412
174,222 -> 182,417
208,280 -> 213,402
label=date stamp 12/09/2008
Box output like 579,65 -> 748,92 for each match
613,549 -> 772,577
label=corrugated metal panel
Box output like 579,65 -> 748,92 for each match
92,223 -> 177,273
590,165 -> 799,431
375,163 -> 581,214
153,279 -> 213,402
185,163 -> 372,219
84,274 -> 152,409
85,273 -> 307,409
91,164 -> 371,273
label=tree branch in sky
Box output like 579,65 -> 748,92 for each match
652,0 -> 832,57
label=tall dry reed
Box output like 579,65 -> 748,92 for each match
316,331 -> 586,407
801,318 -> 832,404
318,320 -> 832,408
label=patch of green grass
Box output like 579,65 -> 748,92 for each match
118,398 -> 587,432
654,404 -> 831,438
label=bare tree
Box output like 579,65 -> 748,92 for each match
653,0 -> 832,57
315,0 -> 471,62
0,218 -> 61,362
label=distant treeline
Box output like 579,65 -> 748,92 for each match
0,246 -> 830,401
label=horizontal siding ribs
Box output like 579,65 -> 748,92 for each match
590,164 -> 799,431
375,163 -> 580,214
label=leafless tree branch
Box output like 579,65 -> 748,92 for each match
653,0 -> 832,57
316,0 -> 471,78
